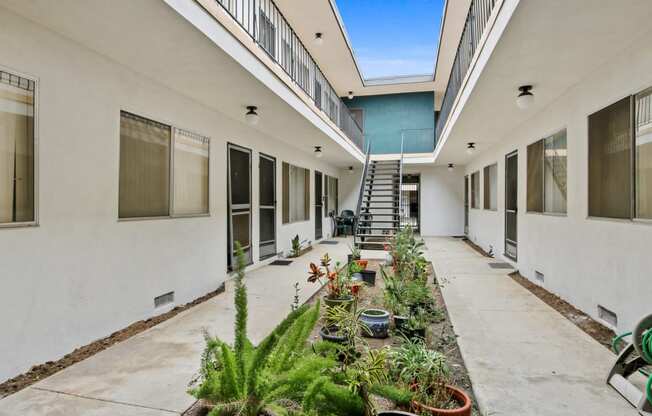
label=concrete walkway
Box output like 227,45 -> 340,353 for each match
424,237 -> 637,416
0,238 -> 351,416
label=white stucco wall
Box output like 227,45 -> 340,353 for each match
464,28 -> 652,334
339,164 -> 464,237
0,9 -> 340,381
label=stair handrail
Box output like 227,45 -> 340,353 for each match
354,141 -> 371,245
398,133 -> 405,231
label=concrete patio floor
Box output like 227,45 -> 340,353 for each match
424,237 -> 637,416
0,237 -> 352,416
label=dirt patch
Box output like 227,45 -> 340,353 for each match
461,238 -> 492,258
510,271 -> 617,350
0,283 -> 225,399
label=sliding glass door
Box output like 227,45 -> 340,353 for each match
259,153 -> 276,260
227,144 -> 252,268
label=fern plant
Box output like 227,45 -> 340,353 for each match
190,242 -> 327,416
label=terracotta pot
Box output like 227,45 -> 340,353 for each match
323,295 -> 353,311
377,412 -> 418,416
411,385 -> 472,416
355,259 -> 368,269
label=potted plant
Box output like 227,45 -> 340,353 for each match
349,261 -> 364,282
291,234 -> 301,257
403,312 -> 427,341
360,267 -> 377,286
360,309 -> 390,338
308,253 -> 353,310
356,259 -> 369,270
389,340 -> 471,416
392,304 -> 410,333
321,304 -> 369,363
348,244 -> 362,263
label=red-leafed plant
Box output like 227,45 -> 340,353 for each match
307,253 -> 351,300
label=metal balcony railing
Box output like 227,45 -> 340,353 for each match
214,0 -> 364,151
435,0 -> 497,143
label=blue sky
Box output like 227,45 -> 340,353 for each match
336,0 -> 445,80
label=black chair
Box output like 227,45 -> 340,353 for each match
335,210 -> 356,236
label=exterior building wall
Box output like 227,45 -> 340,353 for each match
0,8 -> 340,381
464,28 -> 652,334
345,92 -> 435,154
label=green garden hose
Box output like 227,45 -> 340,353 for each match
613,329 -> 652,405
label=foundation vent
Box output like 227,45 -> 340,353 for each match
154,291 -> 175,308
535,271 -> 545,283
598,304 -> 618,327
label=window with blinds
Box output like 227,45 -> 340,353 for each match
119,111 -> 210,219
483,163 -> 497,210
282,162 -> 309,223
527,130 -> 567,214
470,171 -> 479,209
0,70 -> 35,225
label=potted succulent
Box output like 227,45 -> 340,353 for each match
308,254 -> 353,310
348,244 -> 361,263
360,308 -> 390,338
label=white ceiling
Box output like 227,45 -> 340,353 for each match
436,0 -> 652,165
0,0 -> 362,167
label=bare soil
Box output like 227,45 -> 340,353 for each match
0,284 -> 225,399
510,271 -> 617,350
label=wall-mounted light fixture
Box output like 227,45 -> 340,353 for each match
245,106 -> 259,125
448,163 -> 455,172
347,91 -> 354,100
314,32 -> 324,46
466,142 -> 475,155
314,146 -> 323,158
348,166 -> 354,174
516,85 -> 534,110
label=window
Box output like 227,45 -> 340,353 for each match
483,164 -> 497,210
589,97 -> 631,218
282,162 -> 309,223
527,130 -> 567,214
325,175 -> 338,216
470,171 -> 479,208
0,70 -> 35,225
173,129 -> 209,215
350,109 -> 364,134
119,111 -> 209,219
635,88 -> 652,219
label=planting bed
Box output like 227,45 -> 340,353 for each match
307,260 -> 480,415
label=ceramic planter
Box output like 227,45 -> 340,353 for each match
360,269 -> 376,285
351,272 -> 363,282
411,385 -> 472,416
323,295 -> 353,311
319,326 -> 347,344
360,309 -> 390,338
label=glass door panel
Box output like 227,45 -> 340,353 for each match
228,144 -> 252,268
259,154 -> 276,260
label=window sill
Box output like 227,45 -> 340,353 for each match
0,221 -> 39,229
525,211 -> 567,218
118,213 -> 211,222
282,219 -> 310,226
482,208 -> 498,212
586,216 -> 652,226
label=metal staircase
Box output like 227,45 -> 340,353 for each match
354,141 -> 404,251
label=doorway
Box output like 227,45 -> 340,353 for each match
259,153 -> 276,260
505,150 -> 518,260
464,175 -> 469,235
315,171 -> 323,239
227,143 -> 252,269
400,174 -> 420,232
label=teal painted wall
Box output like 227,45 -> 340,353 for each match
345,92 -> 435,154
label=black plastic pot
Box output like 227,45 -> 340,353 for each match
394,315 -> 408,332
404,327 -> 426,341
360,269 -> 376,285
347,254 -> 361,264
319,326 -> 347,345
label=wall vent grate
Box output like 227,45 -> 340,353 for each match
535,271 -> 545,283
598,304 -> 618,327
154,291 -> 175,308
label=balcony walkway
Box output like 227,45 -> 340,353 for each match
0,238 -> 352,416
424,236 -> 637,416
